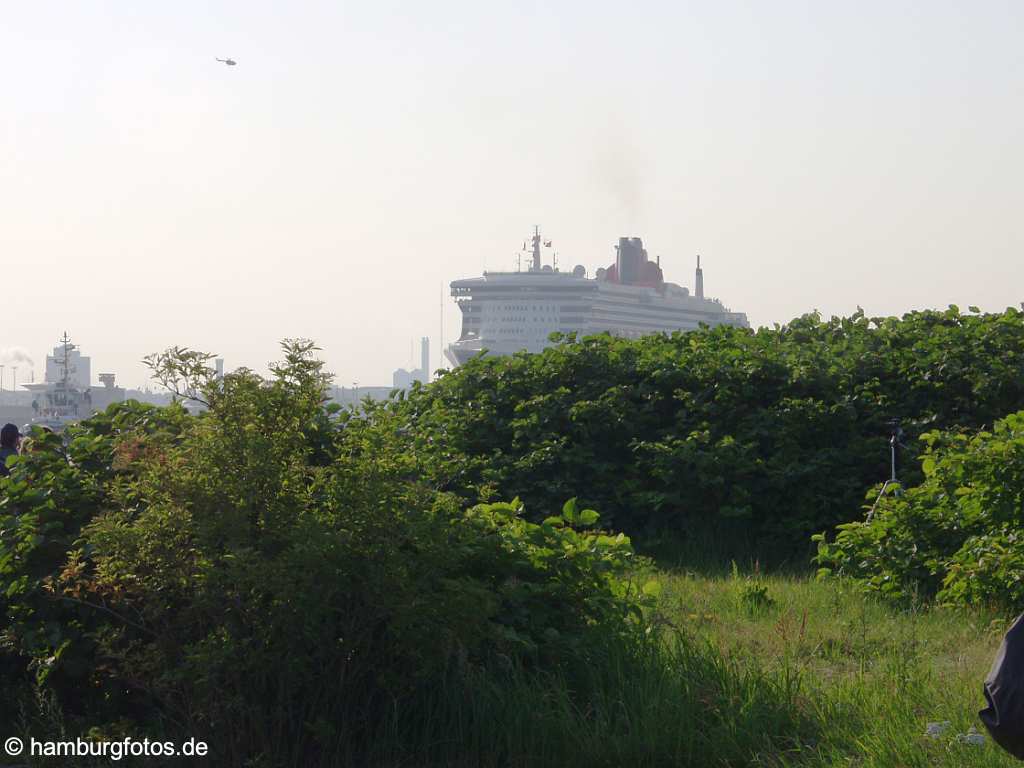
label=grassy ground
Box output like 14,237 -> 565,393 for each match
655,565 -> 1018,767
9,562 -> 1018,767
368,565 -> 1020,768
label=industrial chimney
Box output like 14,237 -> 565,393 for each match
420,337 -> 430,383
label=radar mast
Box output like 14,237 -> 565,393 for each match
531,226 -> 542,271
58,332 -> 77,406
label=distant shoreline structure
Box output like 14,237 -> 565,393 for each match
0,334 -> 177,431
446,229 -> 749,366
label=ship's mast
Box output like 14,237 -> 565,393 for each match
531,226 -> 541,272
61,332 -> 72,390
57,331 -> 77,405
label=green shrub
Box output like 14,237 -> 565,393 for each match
0,341 -> 649,764
0,400 -> 189,725
381,306 -> 1024,558
815,410 -> 1024,607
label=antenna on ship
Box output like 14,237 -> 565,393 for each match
60,332 -> 72,391
531,226 -> 541,272
695,255 -> 704,299
55,331 -> 79,407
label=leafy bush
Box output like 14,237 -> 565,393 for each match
384,306 -> 1024,557
0,400 -> 189,726
0,341 -> 648,764
815,410 -> 1024,607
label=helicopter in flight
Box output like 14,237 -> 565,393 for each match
216,57 -> 237,66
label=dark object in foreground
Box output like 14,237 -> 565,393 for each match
981,613 -> 1024,759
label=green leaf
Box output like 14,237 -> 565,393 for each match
6,577 -> 26,598
561,497 -> 578,524
578,509 -> 599,526
642,580 -> 662,598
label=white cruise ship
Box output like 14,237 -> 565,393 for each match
445,229 -> 749,366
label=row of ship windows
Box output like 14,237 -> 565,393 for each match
491,304 -> 556,311
483,317 -> 584,326
479,328 -> 656,339
488,317 -> 560,324
490,329 -> 581,336
478,305 -> 585,313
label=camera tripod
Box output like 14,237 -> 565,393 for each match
866,418 -> 907,521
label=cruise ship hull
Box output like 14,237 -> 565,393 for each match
446,255 -> 748,367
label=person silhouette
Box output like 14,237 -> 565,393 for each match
0,423 -> 22,476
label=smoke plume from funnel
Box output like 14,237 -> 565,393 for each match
592,122 -> 648,226
0,347 -> 34,366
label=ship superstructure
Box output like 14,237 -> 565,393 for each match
22,333 -> 125,431
446,228 -> 749,366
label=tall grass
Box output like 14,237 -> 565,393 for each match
9,629 -> 808,767
658,567 -> 1019,767
9,568 -> 1019,767
367,633 -> 811,768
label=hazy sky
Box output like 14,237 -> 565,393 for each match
3,1 -> 1022,388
